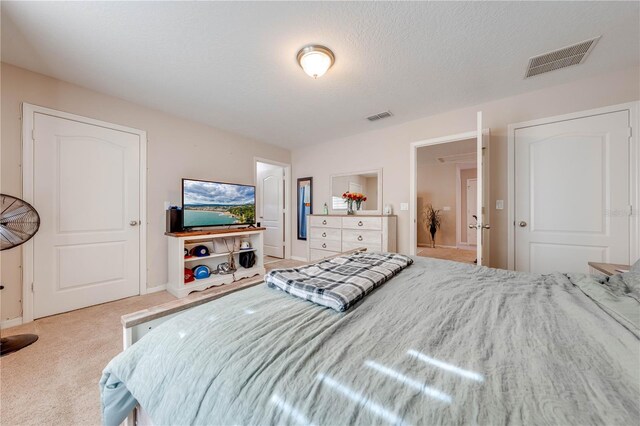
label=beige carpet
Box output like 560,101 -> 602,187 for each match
0,259 -> 303,426
417,246 -> 477,264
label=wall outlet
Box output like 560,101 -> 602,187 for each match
400,203 -> 409,211
496,200 -> 504,210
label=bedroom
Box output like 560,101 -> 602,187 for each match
1,1 -> 638,425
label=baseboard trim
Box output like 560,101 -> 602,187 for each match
146,284 -> 167,294
290,256 -> 308,262
1,316 -> 23,330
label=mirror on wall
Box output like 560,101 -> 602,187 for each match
330,169 -> 382,214
297,177 -> 313,240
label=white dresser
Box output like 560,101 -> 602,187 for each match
307,214 -> 397,261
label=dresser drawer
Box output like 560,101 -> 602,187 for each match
310,239 -> 341,252
309,227 -> 341,241
342,229 -> 382,245
309,249 -> 341,262
342,242 -> 382,253
342,216 -> 382,230
309,216 -> 342,228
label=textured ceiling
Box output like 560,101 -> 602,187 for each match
2,1 -> 638,149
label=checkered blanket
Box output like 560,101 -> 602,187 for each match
265,252 -> 414,312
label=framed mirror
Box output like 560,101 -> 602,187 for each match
330,169 -> 382,214
297,177 -> 313,240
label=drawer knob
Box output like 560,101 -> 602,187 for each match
322,243 -> 327,248
357,235 -> 363,241
358,221 -> 363,226
322,220 -> 327,225
322,232 -> 327,237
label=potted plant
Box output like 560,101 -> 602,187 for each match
421,204 -> 442,248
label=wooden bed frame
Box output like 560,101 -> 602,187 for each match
120,248 -> 366,425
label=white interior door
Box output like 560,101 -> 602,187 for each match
32,113 -> 141,319
514,110 -> 630,273
258,163 -> 284,258
475,111 -> 490,265
466,179 -> 478,245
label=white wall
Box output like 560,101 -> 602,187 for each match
1,63 -> 290,322
291,66 -> 640,266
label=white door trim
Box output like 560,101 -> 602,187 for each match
253,157 -> 292,260
409,130 -> 489,256
507,101 -> 639,270
21,103 -> 148,324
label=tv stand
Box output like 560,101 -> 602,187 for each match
166,227 -> 266,298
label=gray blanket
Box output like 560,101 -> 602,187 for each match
101,257 -> 640,425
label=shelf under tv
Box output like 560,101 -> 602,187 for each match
166,228 -> 265,298
184,248 -> 257,262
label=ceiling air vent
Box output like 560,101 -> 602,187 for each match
366,111 -> 393,122
525,36 -> 600,78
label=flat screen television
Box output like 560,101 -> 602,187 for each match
182,179 -> 256,228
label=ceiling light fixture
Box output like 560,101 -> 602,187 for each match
297,45 -> 335,79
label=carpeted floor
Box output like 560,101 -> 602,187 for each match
417,246 -> 477,263
0,259 -> 303,426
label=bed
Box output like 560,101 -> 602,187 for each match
101,255 -> 640,426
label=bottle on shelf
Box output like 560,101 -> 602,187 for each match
323,202 -> 329,215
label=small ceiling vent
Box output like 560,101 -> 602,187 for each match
366,111 -> 393,122
525,36 -> 600,78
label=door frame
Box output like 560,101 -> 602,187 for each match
409,129 -> 489,256
21,103 -> 148,324
253,157 -> 292,260
507,101 -> 640,270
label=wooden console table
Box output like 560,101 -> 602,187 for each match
166,227 -> 266,298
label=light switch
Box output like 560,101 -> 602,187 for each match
496,200 -> 504,210
400,203 -> 409,211
442,206 -> 451,211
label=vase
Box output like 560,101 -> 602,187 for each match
355,200 -> 362,211
430,227 -> 437,248
347,200 -> 355,215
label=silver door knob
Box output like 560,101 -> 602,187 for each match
482,224 -> 491,229
130,220 -> 139,226
519,221 -> 527,227
468,224 -> 477,229
322,232 -> 327,237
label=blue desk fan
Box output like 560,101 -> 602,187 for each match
0,194 -> 40,356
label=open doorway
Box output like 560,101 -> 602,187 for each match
416,139 -> 478,264
255,158 -> 291,262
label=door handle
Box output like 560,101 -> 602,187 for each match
358,221 -> 363,227
322,243 -> 327,248
130,220 -> 139,226
322,232 -> 327,237
357,235 -> 363,241
468,224 -> 477,229
519,221 -> 527,228
322,220 -> 327,225
482,224 -> 490,230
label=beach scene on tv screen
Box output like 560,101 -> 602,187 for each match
183,180 -> 255,227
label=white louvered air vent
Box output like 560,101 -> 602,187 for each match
366,111 -> 393,122
525,36 -> 600,78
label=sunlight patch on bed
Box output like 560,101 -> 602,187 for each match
364,360 -> 452,404
270,394 -> 315,426
407,350 -> 484,382
316,373 -> 409,426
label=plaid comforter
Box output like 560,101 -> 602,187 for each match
265,252 -> 413,312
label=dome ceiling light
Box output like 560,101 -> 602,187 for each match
296,45 -> 335,79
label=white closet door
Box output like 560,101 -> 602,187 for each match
33,113 -> 141,318
514,110 -> 630,273
258,163 -> 284,258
